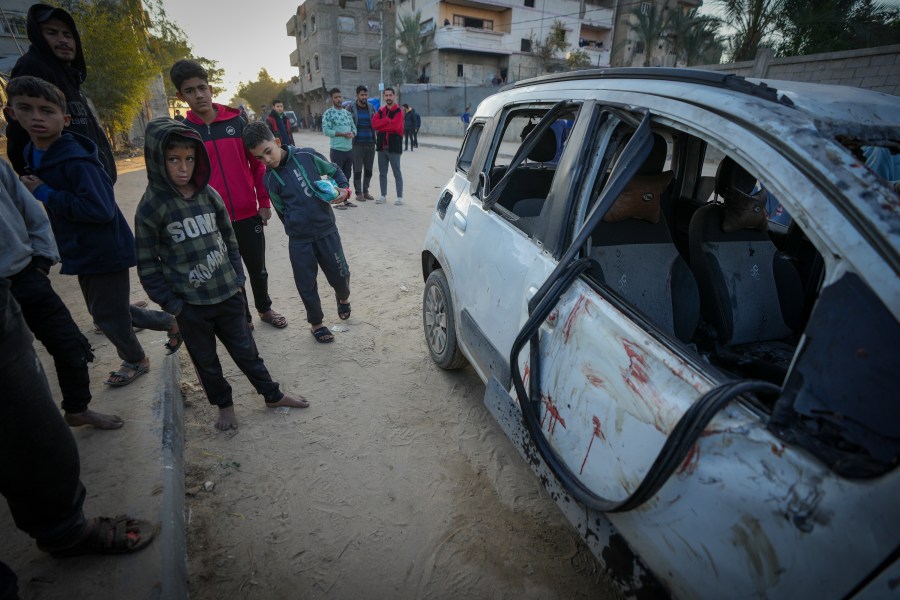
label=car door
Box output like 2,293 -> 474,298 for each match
443,102 -> 587,386
505,99 -> 900,599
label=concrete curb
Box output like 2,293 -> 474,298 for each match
156,353 -> 187,599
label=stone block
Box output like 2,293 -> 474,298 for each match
869,54 -> 895,66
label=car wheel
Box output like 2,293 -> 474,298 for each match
423,269 -> 467,370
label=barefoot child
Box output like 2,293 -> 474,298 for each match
242,122 -> 353,344
8,75 -> 180,388
135,118 -> 308,430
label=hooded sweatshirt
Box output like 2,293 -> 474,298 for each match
183,103 -> 271,222
7,3 -> 116,182
263,146 -> 350,242
135,118 -> 244,317
266,109 -> 295,147
23,131 -> 133,275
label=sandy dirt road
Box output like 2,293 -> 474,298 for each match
179,132 -> 621,599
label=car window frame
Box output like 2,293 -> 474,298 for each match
456,121 -> 484,176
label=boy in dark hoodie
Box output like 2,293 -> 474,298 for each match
9,76 -> 180,388
135,118 -> 309,431
6,3 -> 116,182
242,122 -> 353,344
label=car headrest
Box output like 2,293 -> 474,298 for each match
638,133 -> 668,175
521,121 -> 559,163
714,157 -> 757,197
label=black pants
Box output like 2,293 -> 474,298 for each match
329,149 -> 353,186
404,130 -> 415,150
351,143 -> 375,195
1,280 -> 88,599
8,262 -> 93,414
177,293 -> 282,408
288,232 -> 350,325
79,269 -> 174,363
231,215 -> 272,317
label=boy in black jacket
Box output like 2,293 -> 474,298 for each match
242,122 -> 353,344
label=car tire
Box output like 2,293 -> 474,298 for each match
423,269 -> 467,370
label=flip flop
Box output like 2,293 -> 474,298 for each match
337,300 -> 351,320
260,311 -> 288,329
311,326 -> 334,343
39,515 -> 155,558
165,330 -> 183,355
105,361 -> 149,387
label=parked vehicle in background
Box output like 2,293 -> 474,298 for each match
421,68 -> 900,599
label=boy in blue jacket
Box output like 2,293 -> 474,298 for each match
242,122 -> 352,344
8,76 -> 180,387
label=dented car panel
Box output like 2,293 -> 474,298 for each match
421,68 -> 900,599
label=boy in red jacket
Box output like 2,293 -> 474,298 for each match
371,87 -> 404,205
170,59 -> 287,330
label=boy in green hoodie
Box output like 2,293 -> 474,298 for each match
134,118 -> 308,431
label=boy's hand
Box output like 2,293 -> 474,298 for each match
20,175 -> 44,194
258,207 -> 272,225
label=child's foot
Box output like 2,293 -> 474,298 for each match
64,409 -> 124,430
216,406 -> 239,431
266,393 -> 310,409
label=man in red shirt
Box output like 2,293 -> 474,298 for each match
371,87 -> 404,206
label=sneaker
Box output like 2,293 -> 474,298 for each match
376,196 -> 386,204
394,198 -> 404,206
364,193 -> 374,200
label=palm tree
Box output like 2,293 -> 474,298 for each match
665,11 -> 721,66
715,0 -> 783,61
628,4 -> 670,67
394,11 -> 430,83
680,17 -> 724,65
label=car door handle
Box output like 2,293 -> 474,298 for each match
453,211 -> 467,234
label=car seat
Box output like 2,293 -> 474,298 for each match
588,133 -> 700,343
688,157 -> 803,380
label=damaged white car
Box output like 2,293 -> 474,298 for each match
421,68 -> 899,599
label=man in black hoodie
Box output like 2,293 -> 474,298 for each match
5,3 -> 116,183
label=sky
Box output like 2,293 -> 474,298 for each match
161,0 -> 301,104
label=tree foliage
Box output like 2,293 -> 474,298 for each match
713,0 -> 783,61
530,20 -> 571,69
566,48 -> 592,69
774,0 -> 900,56
628,5 -> 670,66
70,1 -> 156,146
628,6 -> 722,67
393,11 -> 430,83
233,69 -> 294,116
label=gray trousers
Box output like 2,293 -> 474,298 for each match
377,151 -> 403,198
78,269 -> 174,363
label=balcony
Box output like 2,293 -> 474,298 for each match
581,46 -> 611,67
286,15 -> 297,37
432,25 -> 510,55
290,49 -> 299,67
581,6 -> 614,29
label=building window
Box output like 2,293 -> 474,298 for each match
457,63 -> 464,77
314,54 -> 320,71
311,15 -> 317,33
521,38 -> 532,52
337,15 -> 355,32
306,60 -> 312,80
453,15 -> 493,30
302,21 -> 308,38
368,55 -> 381,70
367,18 -> 381,32
341,54 -> 359,71
420,18 -> 434,35
525,0 -> 535,6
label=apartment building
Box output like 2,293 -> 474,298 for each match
611,0 -> 703,68
395,0 -> 616,86
286,0 -> 396,119
0,0 -> 30,74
